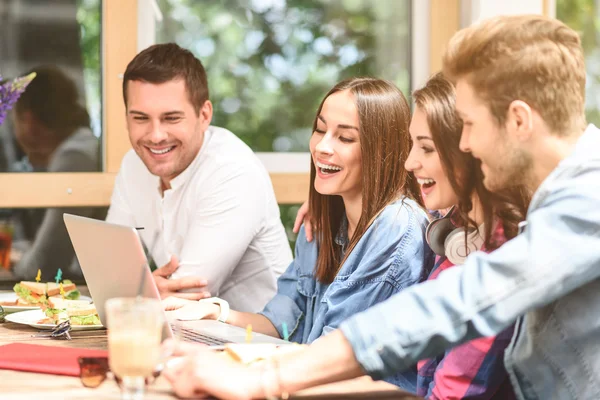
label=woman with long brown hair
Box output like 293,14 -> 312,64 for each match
291,73 -> 528,397
405,72 -> 528,399
164,77 -> 434,390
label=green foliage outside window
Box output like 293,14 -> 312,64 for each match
77,0 -> 412,250
76,0 -> 102,136
557,0 -> 600,126
156,0 -> 411,248
157,0 -> 410,152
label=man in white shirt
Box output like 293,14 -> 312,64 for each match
106,43 -> 292,312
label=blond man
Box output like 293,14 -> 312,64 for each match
162,15 -> 600,400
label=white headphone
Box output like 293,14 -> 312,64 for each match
426,206 -> 485,265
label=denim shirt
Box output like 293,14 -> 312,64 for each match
260,197 -> 434,390
340,124 -> 600,400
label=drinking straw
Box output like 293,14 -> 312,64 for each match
282,322 -> 289,341
54,268 -> 62,284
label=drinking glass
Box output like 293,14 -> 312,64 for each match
105,297 -> 163,400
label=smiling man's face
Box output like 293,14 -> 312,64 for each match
125,79 -> 211,188
455,79 -> 531,192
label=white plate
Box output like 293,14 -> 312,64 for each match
0,292 -> 92,313
5,309 -> 104,331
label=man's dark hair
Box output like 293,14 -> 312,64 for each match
123,43 -> 209,114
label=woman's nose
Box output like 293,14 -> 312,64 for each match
315,135 -> 334,155
404,149 -> 421,171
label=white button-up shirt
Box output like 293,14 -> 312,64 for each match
106,126 -> 293,312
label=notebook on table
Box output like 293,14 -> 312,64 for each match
0,343 -> 108,376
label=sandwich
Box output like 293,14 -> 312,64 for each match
41,297 -> 100,326
12,280 -> 81,306
12,281 -> 48,305
47,280 -> 80,300
221,343 -> 305,365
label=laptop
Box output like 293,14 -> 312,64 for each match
63,213 -> 287,347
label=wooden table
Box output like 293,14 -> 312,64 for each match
0,290 -> 420,399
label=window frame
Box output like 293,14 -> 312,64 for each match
0,0 -> 463,208
0,0 -> 135,208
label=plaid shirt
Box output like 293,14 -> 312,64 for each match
416,224 -> 517,400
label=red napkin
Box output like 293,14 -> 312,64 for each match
0,343 -> 108,376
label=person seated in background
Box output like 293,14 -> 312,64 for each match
406,73 -> 529,399
106,43 -> 292,312
10,65 -> 105,280
164,77 -> 435,390
161,15 -> 600,400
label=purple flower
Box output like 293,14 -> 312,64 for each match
0,72 -> 36,126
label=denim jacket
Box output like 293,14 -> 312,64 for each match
340,124 -> 600,400
260,197 -> 434,390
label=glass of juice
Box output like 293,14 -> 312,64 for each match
105,297 -> 163,400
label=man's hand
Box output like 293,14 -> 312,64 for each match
152,256 -> 210,300
162,296 -> 220,321
293,201 -> 314,242
162,339 -> 261,400
162,296 -> 197,311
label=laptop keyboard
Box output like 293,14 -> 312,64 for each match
171,324 -> 231,346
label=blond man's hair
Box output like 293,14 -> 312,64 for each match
442,14 -> 586,135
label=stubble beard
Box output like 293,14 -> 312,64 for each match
484,147 -> 533,193
136,147 -> 179,181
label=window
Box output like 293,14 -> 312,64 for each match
0,0 -> 102,172
557,0 -> 600,126
156,0 -> 411,152
0,0 -> 458,281
0,0 -> 137,283
0,205 -> 106,280
155,0 -> 412,243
